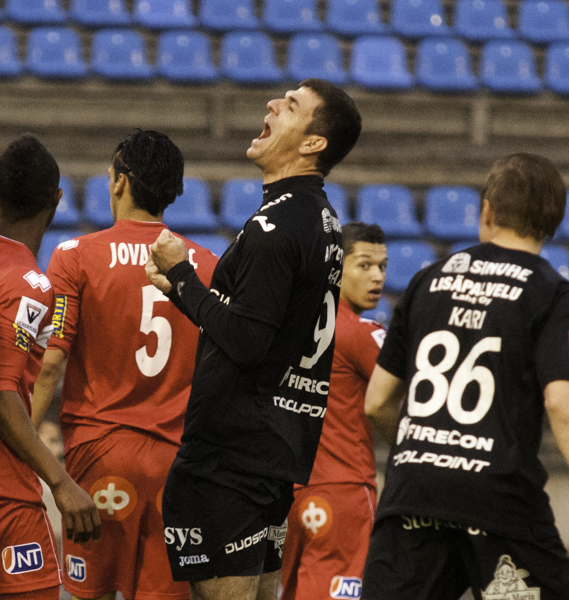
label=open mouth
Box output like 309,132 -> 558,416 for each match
257,120 -> 271,140
369,288 -> 382,300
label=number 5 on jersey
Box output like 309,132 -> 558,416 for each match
136,285 -> 172,377
408,330 -> 501,425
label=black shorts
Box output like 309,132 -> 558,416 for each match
162,456 -> 294,582
362,515 -> 569,600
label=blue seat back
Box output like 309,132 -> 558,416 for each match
92,29 -> 153,79
83,175 -> 114,228
481,41 -> 542,92
287,33 -> 348,85
356,184 -> 421,238
263,0 -> 322,33
453,0 -> 513,41
134,0 -> 195,28
545,43 -> 569,92
187,233 -> 231,258
163,178 -> 218,232
323,183 -> 350,224
70,0 -> 131,26
27,28 -> 87,78
220,179 -> 263,230
157,31 -> 218,82
6,0 -> 66,24
424,186 -> 480,240
350,35 -> 413,89
390,0 -> 449,38
199,0 -> 258,31
326,0 -> 387,36
541,244 -> 569,279
416,37 -> 478,91
384,241 -> 436,292
52,176 -> 81,227
518,0 -> 569,43
221,31 -> 283,84
0,26 -> 22,76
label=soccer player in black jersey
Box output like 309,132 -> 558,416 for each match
363,153 -> 569,600
145,79 -> 361,600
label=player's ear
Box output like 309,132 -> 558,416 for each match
299,135 -> 327,157
480,198 -> 494,228
113,172 -> 128,197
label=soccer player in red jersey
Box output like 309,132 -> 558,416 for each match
0,135 -> 100,600
280,222 -> 388,600
32,131 -> 218,600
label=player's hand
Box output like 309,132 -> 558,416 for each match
51,474 -> 101,544
146,254 -> 173,294
150,229 -> 189,274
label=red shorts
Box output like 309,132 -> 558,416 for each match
281,482 -> 376,600
0,498 -> 61,594
63,429 -> 190,600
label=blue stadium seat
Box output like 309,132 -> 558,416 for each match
263,0 -> 322,33
350,35 -> 413,89
199,0 -> 258,31
163,178 -> 218,232
545,43 -> 569,93
187,233 -> 231,257
554,191 -> 569,238
424,186 -> 480,241
53,176 -> 81,227
221,31 -> 284,84
134,0 -> 195,29
540,244 -> 569,279
390,0 -> 450,38
518,0 -> 569,44
219,179 -> 263,231
0,27 -> 22,77
384,241 -> 436,292
6,0 -> 66,25
27,28 -> 87,79
416,37 -> 478,92
287,34 -> 348,85
481,41 -> 542,94
37,230 -> 83,272
157,31 -> 218,83
323,182 -> 350,224
326,0 -> 387,36
360,296 -> 392,326
83,175 -> 114,229
70,0 -> 131,27
453,0 -> 514,42
356,184 -> 422,238
91,29 -> 153,80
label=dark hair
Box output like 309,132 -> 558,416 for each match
481,153 -> 566,241
342,221 -> 386,256
299,79 -> 362,177
0,134 -> 59,223
112,129 -> 184,216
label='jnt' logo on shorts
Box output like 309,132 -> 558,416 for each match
330,576 -> 362,599
66,555 -> 86,582
2,543 -> 43,574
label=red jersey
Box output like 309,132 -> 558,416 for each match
0,236 -> 55,503
47,220 -> 218,454
306,298 -> 385,489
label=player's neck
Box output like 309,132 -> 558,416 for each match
259,158 -> 323,185
486,229 -> 543,255
0,214 -> 49,257
115,202 -> 163,224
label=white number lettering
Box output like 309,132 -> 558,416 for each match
300,291 -> 336,369
135,285 -> 172,377
408,330 -> 501,425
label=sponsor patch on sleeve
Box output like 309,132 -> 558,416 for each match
14,296 -> 49,339
52,295 -> 68,339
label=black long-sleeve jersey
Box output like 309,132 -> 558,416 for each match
166,175 -> 343,484
377,243 -> 569,541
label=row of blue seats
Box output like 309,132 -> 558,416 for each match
5,26 -> 569,94
5,0 -> 569,44
37,226 -> 569,308
52,176 -> 569,243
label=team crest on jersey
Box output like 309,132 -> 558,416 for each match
442,252 -> 471,274
2,542 -> 43,574
66,555 -> 86,581
268,519 -> 287,558
23,271 -> 51,292
330,576 -> 362,599
481,555 -> 540,599
14,296 -> 49,339
321,208 -> 341,234
396,415 -> 412,445
58,239 -> 79,251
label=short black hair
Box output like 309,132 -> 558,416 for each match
481,153 -> 566,241
342,221 -> 386,256
0,134 -> 60,223
112,130 -> 184,217
299,79 -> 362,177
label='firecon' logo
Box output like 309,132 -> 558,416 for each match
2,543 -> 43,574
330,576 -> 362,599
66,555 -> 86,582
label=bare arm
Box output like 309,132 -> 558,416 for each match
365,365 -> 406,444
32,348 -> 65,429
0,389 -> 100,543
544,380 -> 569,467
